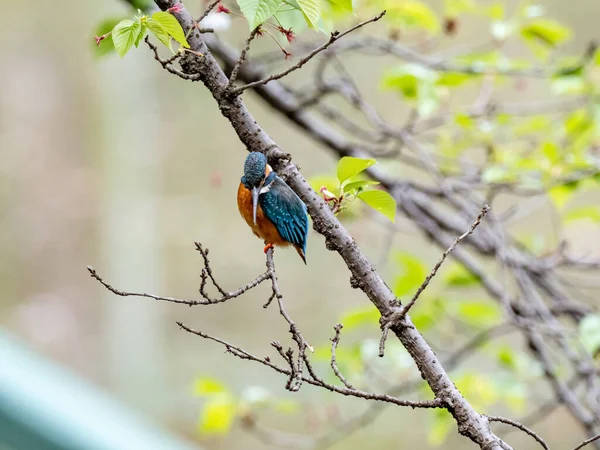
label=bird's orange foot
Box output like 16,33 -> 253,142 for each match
263,243 -> 274,253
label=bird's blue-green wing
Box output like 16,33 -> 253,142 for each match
259,175 -> 308,254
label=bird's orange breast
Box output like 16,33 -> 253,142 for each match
237,183 -> 288,247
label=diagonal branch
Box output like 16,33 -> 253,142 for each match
144,1 -> 521,448
487,415 -> 549,450
378,204 -> 490,357
228,11 -> 386,95
573,434 -> 600,450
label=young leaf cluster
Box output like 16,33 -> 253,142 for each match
236,0 -> 351,32
312,156 -> 396,222
98,11 -> 190,57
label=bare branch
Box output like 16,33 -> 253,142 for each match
144,37 -> 201,81
487,415 -> 549,450
228,26 -> 262,88
176,322 -> 443,409
378,204 -> 490,357
229,11 -> 386,95
88,243 -> 272,305
401,204 -> 490,319
572,434 -> 600,450
330,324 -> 354,390
197,0 -> 221,23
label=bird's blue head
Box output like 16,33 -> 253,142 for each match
241,152 -> 268,189
241,152 -> 270,225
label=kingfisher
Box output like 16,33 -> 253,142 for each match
237,152 -> 309,264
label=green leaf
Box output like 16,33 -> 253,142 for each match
309,174 -> 340,197
339,305 -> 380,330
194,377 -> 229,396
454,300 -> 500,327
274,8 -> 309,34
429,409 -> 453,445
443,263 -> 480,286
328,0 -> 353,12
541,141 -> 560,164
387,0 -> 440,33
485,2 -> 505,20
199,395 -> 236,435
237,0 -> 283,29
513,115 -> 551,136
521,19 -> 571,47
151,11 -> 190,47
336,157 -> 376,183
112,19 -> 143,57
497,345 -> 517,371
436,72 -> 475,87
549,185 -> 576,209
147,17 -> 171,48
296,0 -> 321,28
552,76 -> 588,95
94,18 -> 123,57
579,314 -> 600,355
358,190 -> 397,222
393,253 -> 427,297
135,22 -> 148,47
454,372 -> 498,408
565,206 -> 600,224
381,64 -> 438,100
444,0 -> 475,17
343,180 -> 380,193
481,166 -> 512,183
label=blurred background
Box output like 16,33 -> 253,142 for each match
0,0 -> 598,449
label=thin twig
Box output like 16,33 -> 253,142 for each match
400,204 -> 490,319
177,322 -> 443,409
229,11 -> 386,95
572,434 -> 600,450
228,26 -> 261,88
487,415 -> 549,450
330,324 -> 354,389
145,37 -> 201,81
88,242 -> 272,305
378,204 -> 490,357
194,242 -> 227,295
197,0 -> 221,23
265,247 -> 310,392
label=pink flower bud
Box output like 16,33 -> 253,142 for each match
167,4 -> 183,14
216,3 -> 231,13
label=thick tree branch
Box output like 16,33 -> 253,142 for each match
148,1 -> 514,448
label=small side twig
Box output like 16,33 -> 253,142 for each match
228,26 -> 262,88
145,37 -> 201,81
229,11 -> 386,95
401,203 -> 490,319
378,204 -> 490,357
487,415 -> 549,450
177,322 -> 443,409
330,324 -> 354,389
264,247 -> 310,392
572,434 -> 600,450
197,0 -> 221,23
88,243 -> 271,305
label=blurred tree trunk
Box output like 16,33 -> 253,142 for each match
97,53 -> 168,419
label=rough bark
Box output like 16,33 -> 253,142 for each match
153,1 -> 512,448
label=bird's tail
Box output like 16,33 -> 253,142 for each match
294,246 -> 307,265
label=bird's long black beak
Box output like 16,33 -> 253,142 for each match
251,186 -> 260,225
